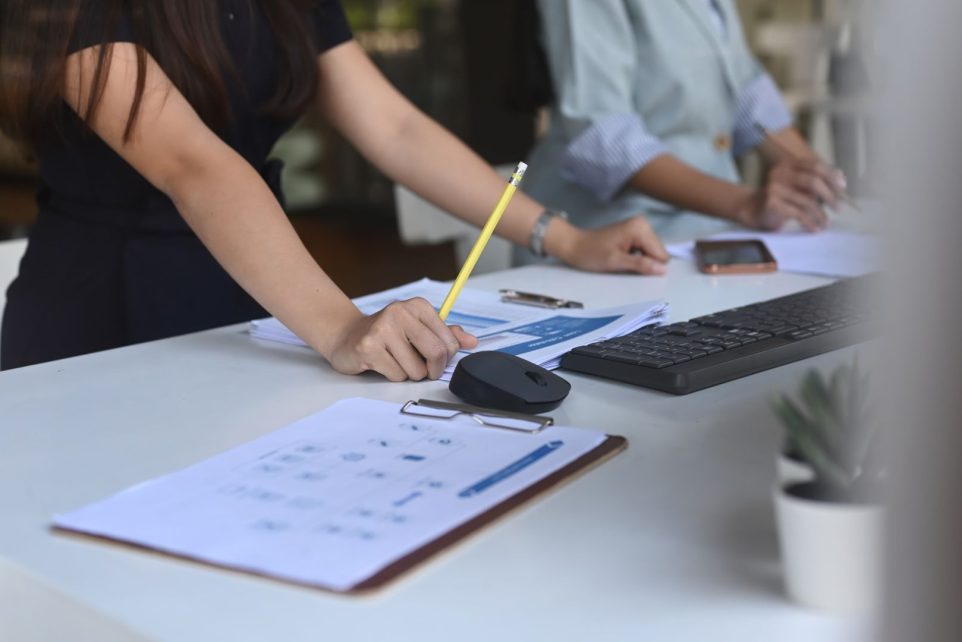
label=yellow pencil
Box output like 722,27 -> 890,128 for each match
438,162 -> 528,321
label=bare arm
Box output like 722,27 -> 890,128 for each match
629,156 -> 753,223
314,42 -> 669,274
629,145 -> 843,232
64,44 -> 472,381
759,126 -> 820,163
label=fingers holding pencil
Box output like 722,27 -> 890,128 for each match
327,298 -> 477,381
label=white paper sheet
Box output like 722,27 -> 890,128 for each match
250,279 -> 668,380
667,229 -> 878,278
441,301 -> 668,378
54,398 -> 608,592
249,279 -> 548,346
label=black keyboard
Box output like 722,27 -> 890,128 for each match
560,276 -> 875,395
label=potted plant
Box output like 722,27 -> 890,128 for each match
771,358 -> 884,612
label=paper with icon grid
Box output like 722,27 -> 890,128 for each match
54,398 -> 605,592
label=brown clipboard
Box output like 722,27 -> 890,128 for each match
53,399 -> 628,596
349,399 -> 628,594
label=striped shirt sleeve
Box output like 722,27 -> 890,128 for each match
560,113 -> 667,202
732,72 -> 793,155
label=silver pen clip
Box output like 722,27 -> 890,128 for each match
499,289 -> 584,310
400,399 -> 553,434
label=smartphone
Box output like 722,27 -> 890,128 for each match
695,239 -> 777,274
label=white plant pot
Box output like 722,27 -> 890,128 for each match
776,452 -> 815,486
773,485 -> 883,612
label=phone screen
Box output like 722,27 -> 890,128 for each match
700,242 -> 768,266
695,239 -> 777,273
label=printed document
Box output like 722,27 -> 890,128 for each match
54,398 -> 607,592
250,279 -> 668,380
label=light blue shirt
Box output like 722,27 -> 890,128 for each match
518,0 -> 792,262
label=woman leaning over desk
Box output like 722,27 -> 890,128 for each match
0,0 -> 668,376
518,0 -> 848,262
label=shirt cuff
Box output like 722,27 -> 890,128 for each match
732,72 -> 793,155
560,114 -> 667,202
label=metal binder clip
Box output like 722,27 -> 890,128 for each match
400,399 -> 553,434
499,289 -> 584,309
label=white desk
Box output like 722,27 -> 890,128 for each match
0,262 -> 871,641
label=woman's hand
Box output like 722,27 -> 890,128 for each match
735,158 -> 846,232
549,216 -> 669,275
325,298 -> 478,382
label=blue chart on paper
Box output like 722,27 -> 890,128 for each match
459,440 -> 565,498
495,315 -> 621,356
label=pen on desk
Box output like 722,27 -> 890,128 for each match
754,123 -> 861,213
438,162 -> 528,321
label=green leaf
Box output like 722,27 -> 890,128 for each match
800,369 -> 844,460
784,414 -> 852,490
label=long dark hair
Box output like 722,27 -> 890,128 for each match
0,0 -> 321,150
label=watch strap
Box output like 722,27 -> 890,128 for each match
529,209 -> 568,257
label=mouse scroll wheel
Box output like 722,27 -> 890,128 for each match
525,371 -> 548,387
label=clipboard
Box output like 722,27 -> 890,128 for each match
499,288 -> 585,309
353,400 -> 627,593
53,398 -> 627,595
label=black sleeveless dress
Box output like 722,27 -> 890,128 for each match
0,0 -> 351,370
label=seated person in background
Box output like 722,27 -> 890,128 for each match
517,0 -> 847,263
0,0 -> 670,376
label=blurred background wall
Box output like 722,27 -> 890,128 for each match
0,0 -> 871,295
877,0 -> 962,639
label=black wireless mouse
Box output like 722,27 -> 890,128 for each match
449,351 -> 571,414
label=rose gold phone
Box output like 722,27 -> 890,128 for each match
695,239 -> 778,274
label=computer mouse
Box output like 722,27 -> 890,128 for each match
449,351 -> 571,414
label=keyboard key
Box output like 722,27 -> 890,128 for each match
650,350 -> 679,360
639,358 -> 674,369
607,352 -> 646,365
572,345 -> 609,357
768,325 -> 798,336
666,323 -> 703,337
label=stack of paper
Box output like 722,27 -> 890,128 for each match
667,228 -> 878,278
250,279 -> 668,381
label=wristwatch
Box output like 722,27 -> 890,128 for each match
529,209 -> 568,257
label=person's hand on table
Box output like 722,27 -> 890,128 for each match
550,215 -> 669,275
735,158 -> 847,232
326,298 -> 477,382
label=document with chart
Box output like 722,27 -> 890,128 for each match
54,398 -> 621,592
249,279 -> 668,380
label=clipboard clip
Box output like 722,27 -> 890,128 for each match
499,289 -> 584,309
400,399 -> 553,434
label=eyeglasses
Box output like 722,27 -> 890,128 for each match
400,399 -> 552,434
